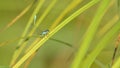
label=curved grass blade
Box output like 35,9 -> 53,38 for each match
82,20 -> 120,68
98,14 -> 119,37
0,37 -> 29,47
23,38 -> 73,68
97,0 -> 118,37
0,2 -> 33,33
10,0 -> 45,66
12,0 -> 99,67
71,0 -> 109,68
49,0 -> 83,30
23,52 -> 37,68
21,0 -> 57,55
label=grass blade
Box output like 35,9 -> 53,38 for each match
10,0 -> 45,66
71,0 -> 110,68
12,0 -> 99,67
49,0 -> 83,30
82,20 -> 120,68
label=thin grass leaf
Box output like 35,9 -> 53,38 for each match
0,2 -> 33,33
97,0 -> 118,37
23,0 -> 82,57
20,0 -> 57,58
22,0 -> 57,52
23,52 -> 37,68
12,0 -> 99,67
0,37 -> 25,47
28,0 -> 57,36
82,19 -> 120,68
24,38 -> 40,53
71,0 -> 109,68
10,0 -> 45,66
98,14 -> 119,37
49,0 -> 83,30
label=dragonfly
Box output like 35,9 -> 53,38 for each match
32,15 -> 72,47
0,29 -> 72,48
0,14 -> 72,49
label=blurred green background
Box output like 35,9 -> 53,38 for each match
0,0 -> 118,68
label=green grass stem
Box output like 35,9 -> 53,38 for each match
12,0 -> 99,67
71,0 -> 110,68
82,20 -> 120,68
10,0 -> 45,66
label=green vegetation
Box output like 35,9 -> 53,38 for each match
0,0 -> 119,68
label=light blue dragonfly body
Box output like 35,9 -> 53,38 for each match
40,29 -> 49,37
